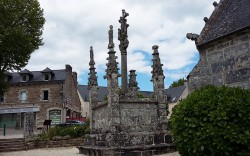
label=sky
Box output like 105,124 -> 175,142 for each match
24,0 -> 218,91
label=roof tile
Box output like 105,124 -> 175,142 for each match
197,0 -> 250,46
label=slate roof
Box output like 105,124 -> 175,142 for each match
139,91 -> 153,97
78,85 -> 186,103
19,69 -> 31,74
197,0 -> 250,46
78,85 -> 155,102
41,67 -> 54,73
78,85 -> 108,102
164,85 -> 186,103
7,69 -> 66,84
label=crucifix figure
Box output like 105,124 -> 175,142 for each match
118,9 -> 129,93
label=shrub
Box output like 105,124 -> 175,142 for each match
137,92 -> 145,98
48,124 -> 89,139
33,133 -> 48,146
48,126 -> 62,139
169,85 -> 250,156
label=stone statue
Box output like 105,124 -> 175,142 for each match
118,9 -> 129,54
118,9 -> 129,93
108,25 -> 115,49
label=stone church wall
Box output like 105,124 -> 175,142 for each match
188,29 -> 250,92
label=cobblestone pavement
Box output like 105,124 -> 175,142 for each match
0,147 -> 180,156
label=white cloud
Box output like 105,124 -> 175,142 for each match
24,0 -> 218,89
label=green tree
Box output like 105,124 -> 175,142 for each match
0,0 -> 45,95
169,85 -> 250,155
169,78 -> 186,88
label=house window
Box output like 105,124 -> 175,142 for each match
21,75 -> 28,82
44,74 -> 50,81
42,90 -> 49,101
19,91 -> 27,102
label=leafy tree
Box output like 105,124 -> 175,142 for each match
169,78 -> 186,88
0,73 -> 8,96
0,0 -> 45,95
169,85 -> 250,155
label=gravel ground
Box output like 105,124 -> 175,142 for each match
0,147 -> 180,156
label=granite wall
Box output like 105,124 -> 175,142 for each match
188,28 -> 250,92
92,103 -> 109,133
120,102 -> 158,133
88,99 -> 168,147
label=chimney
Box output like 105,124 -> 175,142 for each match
65,64 -> 72,73
72,72 -> 78,88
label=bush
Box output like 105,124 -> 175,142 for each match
48,124 -> 89,139
48,126 -> 62,139
33,133 -> 48,146
169,85 -> 250,156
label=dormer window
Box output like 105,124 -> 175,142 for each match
41,67 -> 54,81
19,69 -> 32,82
4,72 -> 12,82
21,75 -> 29,82
44,74 -> 51,81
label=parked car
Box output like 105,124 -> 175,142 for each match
56,120 -> 85,127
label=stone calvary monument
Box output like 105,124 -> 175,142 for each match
78,10 -> 173,155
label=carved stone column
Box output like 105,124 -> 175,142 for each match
151,45 -> 168,131
118,9 -> 129,93
127,70 -> 139,98
88,46 -> 98,132
151,45 -> 165,100
104,25 -> 120,134
24,112 -> 35,138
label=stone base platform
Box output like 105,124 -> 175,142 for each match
77,143 -> 176,156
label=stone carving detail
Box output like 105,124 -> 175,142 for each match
186,33 -> 199,41
87,46 -> 99,131
213,1 -> 218,7
88,46 -> 98,88
118,9 -> 129,93
151,45 -> 166,101
104,25 -> 120,78
118,9 -> 129,55
151,45 -> 164,78
127,70 -> 139,97
24,112 -> 34,138
108,25 -> 115,50
203,17 -> 209,23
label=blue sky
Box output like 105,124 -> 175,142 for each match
24,0 -> 218,91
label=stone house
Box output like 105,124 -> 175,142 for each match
165,85 -> 188,118
187,0 -> 250,92
77,85 -> 108,118
0,64 -> 82,129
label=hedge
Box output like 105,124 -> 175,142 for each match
169,85 -> 250,155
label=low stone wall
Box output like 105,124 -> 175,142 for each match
26,137 -> 84,149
